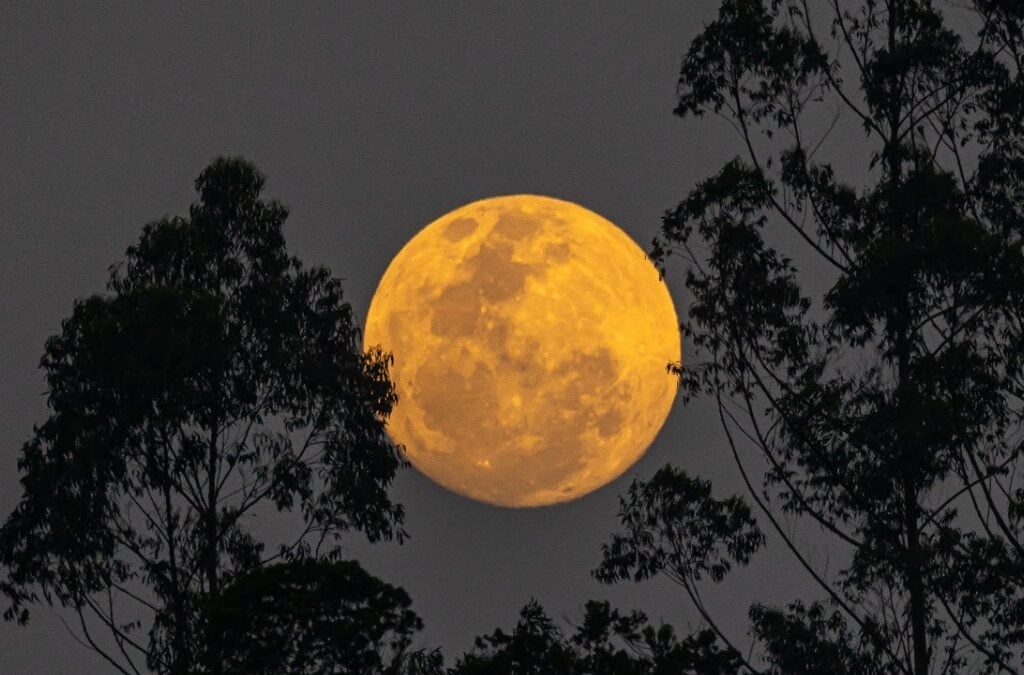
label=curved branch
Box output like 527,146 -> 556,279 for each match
731,84 -> 850,272
714,388 -> 912,674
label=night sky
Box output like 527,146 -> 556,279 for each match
1,3 -> 820,671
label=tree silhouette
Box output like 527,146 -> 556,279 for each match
0,158 -> 406,674
204,558 -> 439,674
453,598 -> 742,675
599,1 -> 1024,673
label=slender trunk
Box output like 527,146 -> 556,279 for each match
895,324 -> 929,675
886,1 -> 929,671
895,257 -> 930,675
203,242 -> 227,675
896,342 -> 930,675
204,419 -> 222,675
158,427 -> 189,674
903,479 -> 929,675
163,479 -> 188,674
896,332 -> 930,675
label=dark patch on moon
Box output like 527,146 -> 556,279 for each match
596,409 -> 623,438
560,347 -> 618,389
544,241 -> 571,262
430,281 -> 481,337
475,241 -> 533,302
443,216 -> 478,242
416,358 -> 502,440
494,209 -> 543,240
428,234 -> 540,339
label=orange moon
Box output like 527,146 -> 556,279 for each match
364,195 -> 680,507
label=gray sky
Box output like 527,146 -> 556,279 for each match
1,3 -> 815,671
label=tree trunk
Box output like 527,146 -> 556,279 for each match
895,292 -> 930,675
204,420 -> 222,675
158,426 -> 190,675
903,476 -> 929,675
887,1 -> 928,670
163,481 -> 189,675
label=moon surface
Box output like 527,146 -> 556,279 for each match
364,195 -> 680,507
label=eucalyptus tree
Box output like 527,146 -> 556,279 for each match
0,158 -> 406,674
597,1 -> 1024,673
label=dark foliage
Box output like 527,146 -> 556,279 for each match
453,599 -> 743,675
205,559 -> 429,674
596,465 -> 765,586
0,158 -> 406,674
604,0 -> 1024,673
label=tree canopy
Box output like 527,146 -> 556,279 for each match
0,158 -> 406,674
205,559 -> 428,674
612,0 -> 1024,672
452,598 -> 742,675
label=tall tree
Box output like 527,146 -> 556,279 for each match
0,158 -> 406,674
602,1 -> 1024,673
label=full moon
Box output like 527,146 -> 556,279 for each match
364,195 -> 680,507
